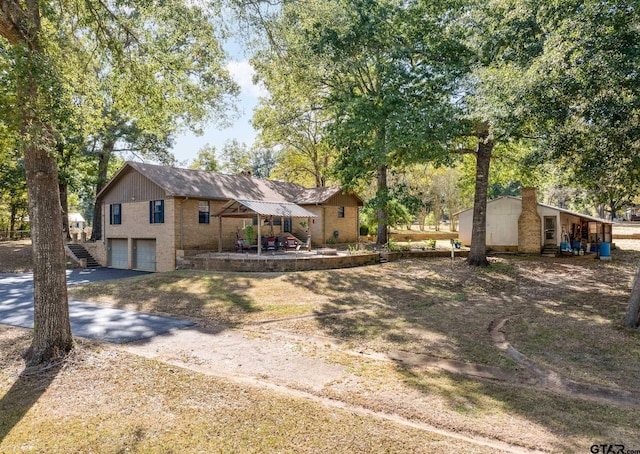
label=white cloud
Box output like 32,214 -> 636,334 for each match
226,60 -> 268,98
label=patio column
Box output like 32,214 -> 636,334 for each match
257,214 -> 262,255
218,216 -> 222,252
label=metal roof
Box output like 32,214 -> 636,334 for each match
454,196 -> 613,224
214,199 -> 317,218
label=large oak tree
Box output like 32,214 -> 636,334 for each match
0,0 -> 238,363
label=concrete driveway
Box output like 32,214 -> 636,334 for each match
0,268 -> 194,343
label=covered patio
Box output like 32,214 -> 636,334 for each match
213,199 -> 317,255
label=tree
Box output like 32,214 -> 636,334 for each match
83,1 -> 238,240
455,0 -> 566,265
220,139 -> 252,174
288,0 -> 466,244
519,1 -> 640,218
625,261 -> 640,329
253,99 -> 334,187
190,144 -> 220,172
0,0 -> 239,363
0,0 -> 73,363
249,145 -> 277,179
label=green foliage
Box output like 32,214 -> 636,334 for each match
220,139 -> 251,175
190,144 -> 220,172
244,225 -> 256,245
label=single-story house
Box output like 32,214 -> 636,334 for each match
94,161 -> 363,272
68,213 -> 85,229
68,212 -> 87,242
457,187 -> 613,254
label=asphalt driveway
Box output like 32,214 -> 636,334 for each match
0,268 -> 194,343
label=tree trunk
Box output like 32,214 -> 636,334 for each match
9,0 -> 73,364
9,203 -> 17,239
447,201 -> 457,232
59,182 -> 71,241
433,196 -> 441,232
376,164 -> 388,245
624,260 -> 640,329
466,129 -> 493,267
609,200 -> 618,221
90,142 -> 113,241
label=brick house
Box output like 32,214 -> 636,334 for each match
456,188 -> 613,254
94,161 -> 363,271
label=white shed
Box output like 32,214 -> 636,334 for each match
456,195 -> 613,253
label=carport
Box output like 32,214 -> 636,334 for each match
213,199 -> 317,255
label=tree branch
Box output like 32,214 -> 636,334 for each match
0,1 -> 27,44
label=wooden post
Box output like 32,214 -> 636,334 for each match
218,216 -> 222,253
257,214 -> 262,255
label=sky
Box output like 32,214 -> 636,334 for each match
169,41 -> 268,166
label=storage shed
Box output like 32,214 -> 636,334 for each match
456,188 -> 613,254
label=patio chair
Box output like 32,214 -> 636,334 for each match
296,237 -> 311,252
235,239 -> 248,252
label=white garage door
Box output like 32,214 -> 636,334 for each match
108,239 -> 128,269
133,239 -> 156,271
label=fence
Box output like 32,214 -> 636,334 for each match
0,230 -> 31,241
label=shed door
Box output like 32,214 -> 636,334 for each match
108,239 -> 128,269
544,217 -> 557,245
133,239 -> 156,271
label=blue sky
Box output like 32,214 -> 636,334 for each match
170,40 -> 267,166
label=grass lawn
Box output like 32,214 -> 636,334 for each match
2,238 -> 640,451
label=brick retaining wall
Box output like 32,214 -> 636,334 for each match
176,249 -> 469,273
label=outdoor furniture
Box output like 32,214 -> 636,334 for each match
235,239 -> 249,252
261,236 -> 277,250
296,237 -> 311,252
285,237 -> 298,249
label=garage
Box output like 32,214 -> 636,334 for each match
133,239 -> 156,271
108,239 -> 128,269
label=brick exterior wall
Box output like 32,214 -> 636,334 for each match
305,205 -> 359,246
518,187 -> 541,253
100,172 -> 362,271
82,241 -> 106,266
103,199 -> 176,272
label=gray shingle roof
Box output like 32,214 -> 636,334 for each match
126,161 -> 303,202
99,161 -> 352,206
295,187 -> 343,204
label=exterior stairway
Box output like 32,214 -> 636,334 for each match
67,243 -> 101,268
541,245 -> 559,257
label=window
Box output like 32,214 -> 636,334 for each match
110,204 -> 122,225
338,206 -> 345,218
149,200 -> 164,224
198,201 -> 210,224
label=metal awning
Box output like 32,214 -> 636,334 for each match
214,199 -> 316,255
213,199 -> 317,218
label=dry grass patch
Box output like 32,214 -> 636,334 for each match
69,249 -> 640,389
0,326 -> 495,453
0,240 -> 32,273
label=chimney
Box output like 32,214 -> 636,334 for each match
518,187 -> 541,253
